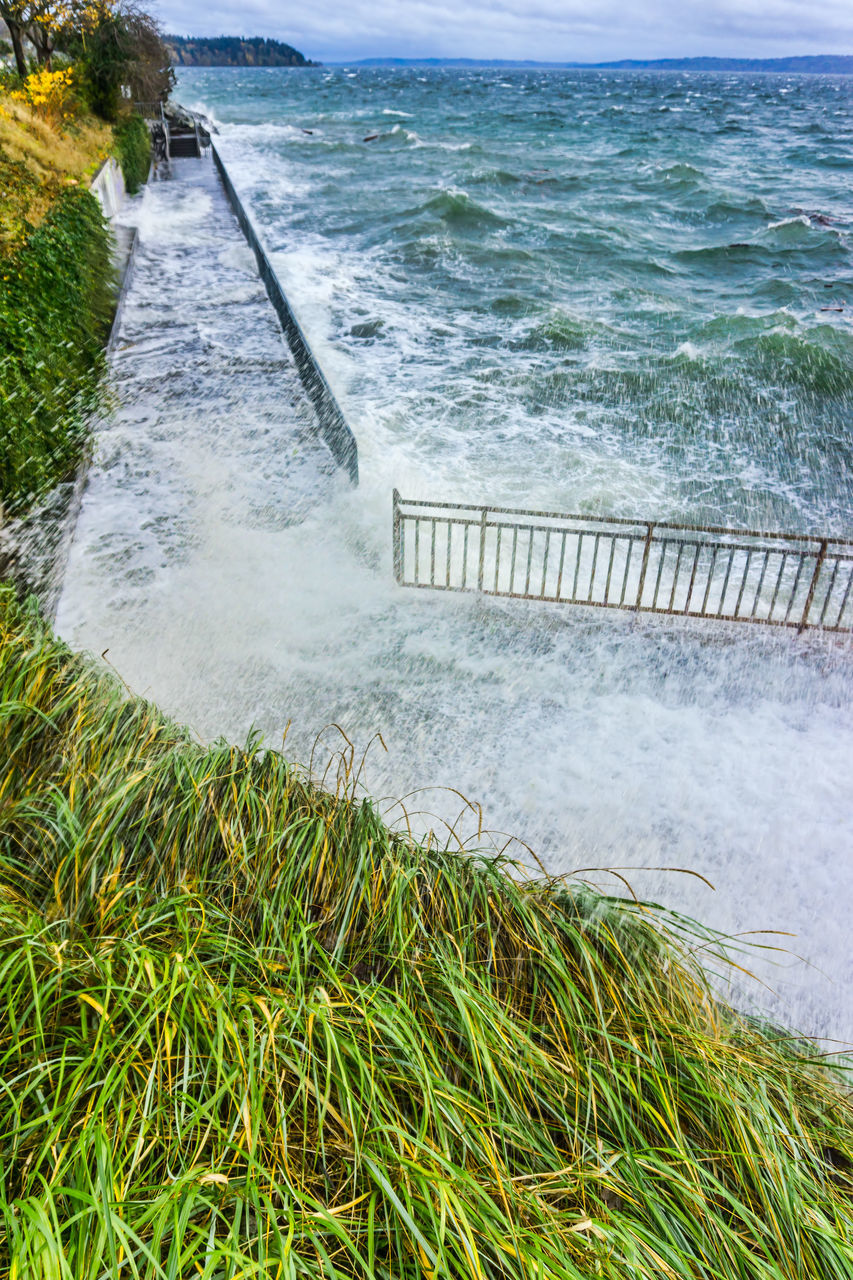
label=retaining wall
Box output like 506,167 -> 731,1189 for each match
90,156 -> 126,220
211,143 -> 359,484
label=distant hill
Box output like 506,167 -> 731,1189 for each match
166,35 -> 316,67
350,58 -> 567,68
349,54 -> 853,74
595,55 -> 853,73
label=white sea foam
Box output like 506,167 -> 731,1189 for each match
59,73 -> 853,1051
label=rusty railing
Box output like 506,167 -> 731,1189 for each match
392,491 -> 853,633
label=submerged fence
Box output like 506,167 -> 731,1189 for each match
211,144 -> 359,484
392,492 -> 853,633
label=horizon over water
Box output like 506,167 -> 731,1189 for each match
60,67 -> 853,1046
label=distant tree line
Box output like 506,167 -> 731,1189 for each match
165,34 -> 315,68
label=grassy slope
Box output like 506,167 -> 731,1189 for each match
1,588 -> 852,1278
0,97 -> 112,251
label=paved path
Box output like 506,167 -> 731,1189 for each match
59,157 -> 341,631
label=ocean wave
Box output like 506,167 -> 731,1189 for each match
672,311 -> 853,394
677,218 -> 842,265
220,121 -> 314,146
741,327 -> 853,395
766,214 -> 815,233
671,341 -> 704,362
695,310 -> 798,342
387,124 -> 476,152
512,309 -> 622,353
656,162 -> 704,184
415,188 -> 509,229
704,196 -> 773,222
468,166 -> 522,187
759,217 -> 843,252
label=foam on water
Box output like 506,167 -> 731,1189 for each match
59,68 -> 853,1048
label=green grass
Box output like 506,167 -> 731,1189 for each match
0,94 -> 113,251
1,586 -> 852,1278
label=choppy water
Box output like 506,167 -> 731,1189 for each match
59,68 -> 853,1045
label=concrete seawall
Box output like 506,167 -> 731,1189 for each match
211,143 -> 359,485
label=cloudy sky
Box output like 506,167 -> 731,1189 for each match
156,0 -> 853,64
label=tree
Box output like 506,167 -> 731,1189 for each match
27,0 -> 104,70
26,0 -> 65,69
1,0 -> 172,115
0,0 -> 97,75
0,1 -> 30,77
117,3 -> 173,102
65,1 -> 173,118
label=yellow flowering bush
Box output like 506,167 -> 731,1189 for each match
11,68 -> 76,126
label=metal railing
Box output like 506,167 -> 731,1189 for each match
392,492 -> 853,633
133,100 -> 166,121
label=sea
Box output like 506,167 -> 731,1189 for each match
59,67 -> 853,1045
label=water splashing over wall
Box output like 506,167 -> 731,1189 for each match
59,68 -> 853,1046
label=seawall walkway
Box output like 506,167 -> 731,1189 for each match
59,157 -> 344,632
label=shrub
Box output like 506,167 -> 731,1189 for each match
113,110 -> 149,192
0,186 -> 111,514
10,66 -> 76,126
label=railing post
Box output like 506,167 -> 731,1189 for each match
477,507 -> 488,592
799,538 -> 828,633
392,489 -> 403,584
635,523 -> 655,610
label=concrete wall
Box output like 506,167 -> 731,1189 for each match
90,156 -> 126,220
211,142 -> 359,485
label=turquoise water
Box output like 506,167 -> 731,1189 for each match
183,66 -> 853,531
60,69 -> 853,1044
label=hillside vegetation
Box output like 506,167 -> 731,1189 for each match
166,34 -> 313,67
0,94 -> 111,247
0,179 -> 111,515
1,588 -> 852,1277
0,0 -> 162,517
0,87 -> 120,518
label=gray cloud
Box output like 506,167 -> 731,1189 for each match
154,0 -> 853,63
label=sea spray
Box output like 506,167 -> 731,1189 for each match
59,67 -> 853,1045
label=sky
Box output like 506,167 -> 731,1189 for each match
155,0 -> 853,64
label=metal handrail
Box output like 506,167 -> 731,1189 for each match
132,100 -> 164,119
394,494 -> 853,548
392,491 -> 853,634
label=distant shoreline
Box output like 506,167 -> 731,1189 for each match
338,54 -> 853,74
165,43 -> 853,74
